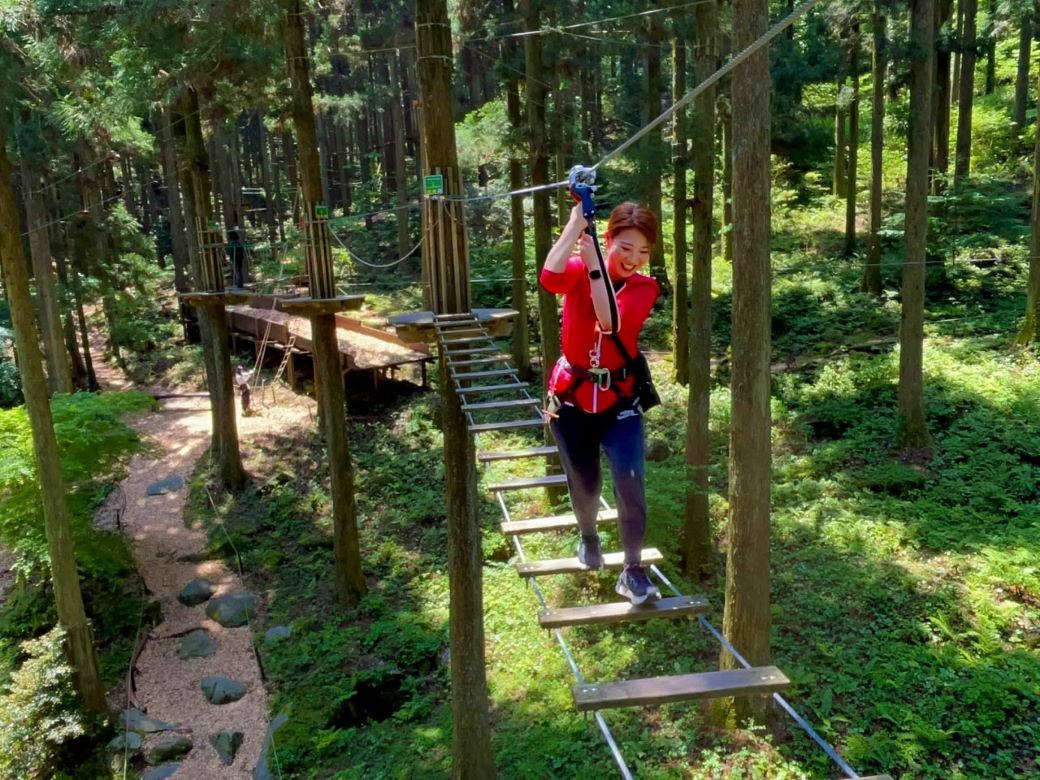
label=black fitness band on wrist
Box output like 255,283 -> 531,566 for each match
588,269 -> 602,280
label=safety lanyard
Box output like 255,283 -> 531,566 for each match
568,165 -> 620,335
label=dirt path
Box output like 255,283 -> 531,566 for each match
93,340 -> 314,776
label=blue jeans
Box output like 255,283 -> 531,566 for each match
549,402 -> 647,565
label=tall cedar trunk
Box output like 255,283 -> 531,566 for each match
672,36 -> 689,387
984,0 -> 996,95
525,0 -> 560,397
863,4 -> 887,296
52,247 -> 88,384
390,54 -> 410,264
684,1 -> 717,580
1014,12 -> 1033,134
1017,63 -> 1040,344
954,0 -> 978,180
505,0 -> 532,381
933,0 -> 953,194
18,140 -> 72,394
722,99 -> 734,262
643,13 -> 668,287
952,0 -> 964,103
282,132 -> 300,224
722,0 -> 773,722
834,76 -> 847,198
898,0 -> 936,449
316,112 -> 332,208
177,89 -> 246,490
257,113 -> 279,243
283,0 -> 367,606
415,1 -> 495,776
77,144 -> 120,363
268,127 -> 286,243
0,126 -> 106,714
119,156 -> 136,217
62,209 -> 97,391
845,26 -> 861,256
159,107 -> 191,293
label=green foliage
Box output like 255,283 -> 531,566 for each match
0,628 -> 86,780
0,391 -> 153,573
0,360 -> 23,409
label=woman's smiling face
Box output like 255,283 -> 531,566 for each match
605,228 -> 652,282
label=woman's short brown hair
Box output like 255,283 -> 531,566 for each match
606,202 -> 658,247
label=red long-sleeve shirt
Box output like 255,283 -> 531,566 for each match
540,256 -> 659,413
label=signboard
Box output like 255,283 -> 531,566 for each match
424,174 -> 444,196
314,204 -> 329,219
207,220 -> 220,232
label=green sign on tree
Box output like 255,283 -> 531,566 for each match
424,174 -> 444,196
315,204 -> 329,219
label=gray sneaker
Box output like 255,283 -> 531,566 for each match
615,564 -> 660,605
577,535 -> 603,570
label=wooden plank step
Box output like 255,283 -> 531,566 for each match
442,345 -> 498,356
490,474 -> 568,492
539,595 -> 710,629
450,356 -> 510,367
462,398 -> 540,412
573,666 -> 790,711
434,313 -> 476,321
516,548 -> 664,578
499,507 -> 615,535
452,368 -> 518,380
441,335 -> 493,345
468,418 -> 544,433
478,445 -> 558,463
456,382 -> 530,395
435,319 -> 479,328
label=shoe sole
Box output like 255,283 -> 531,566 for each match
615,584 -> 660,606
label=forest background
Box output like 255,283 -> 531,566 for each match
0,0 -> 1039,777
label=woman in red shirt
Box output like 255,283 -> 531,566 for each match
540,202 -> 660,605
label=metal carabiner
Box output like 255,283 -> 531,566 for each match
588,366 -> 611,391
568,164 -> 598,219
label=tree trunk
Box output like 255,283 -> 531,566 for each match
952,0 -> 964,103
845,26 -> 861,257
642,13 -> 669,287
525,0 -> 560,397
283,0 -> 367,607
1017,63 -> 1040,344
415,0 -> 495,776
1014,11 -> 1033,135
390,54 -> 410,264
983,0 -> 996,95
954,0 -> 978,181
863,4 -> 887,296
721,0 -> 773,723
282,132 -> 300,224
672,36 -> 689,388
932,0 -> 953,194
684,2 -> 718,581
177,88 -> 246,490
898,0 -> 935,450
0,124 -> 107,715
722,98 -> 734,263
18,135 -> 72,394
159,107 -> 192,293
834,76 -> 847,198
505,2 -> 532,381
257,113 -> 279,243
52,246 -> 88,385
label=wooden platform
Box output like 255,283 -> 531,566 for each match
499,508 -> 616,535
390,308 -> 519,342
573,666 -> 790,711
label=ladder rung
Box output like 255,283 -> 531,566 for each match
450,356 -> 510,367
434,312 -> 475,320
452,368 -> 518,380
516,548 -> 663,577
572,666 -> 790,711
456,382 -> 530,395
442,346 -> 498,356
478,445 -> 558,463
489,474 -> 567,492
462,398 -> 540,412
500,508 -> 616,535
441,335 -> 494,345
435,319 -> 480,328
539,595 -> 710,629
468,418 -> 544,433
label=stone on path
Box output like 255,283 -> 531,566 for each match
264,625 -> 292,644
253,713 -> 288,780
142,764 -> 181,780
201,675 -> 247,705
209,730 -> 245,765
146,475 -> 184,496
178,629 -> 218,659
107,732 -> 142,752
205,592 -> 257,628
120,708 -> 181,733
146,734 -> 193,763
178,577 -> 215,606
